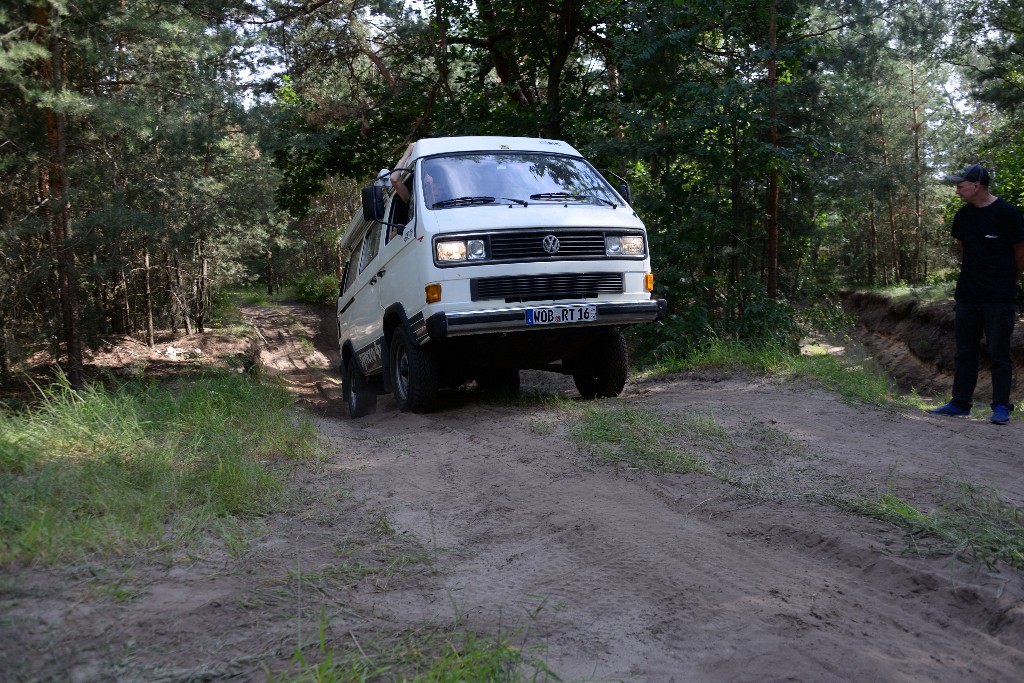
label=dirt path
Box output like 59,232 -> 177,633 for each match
3,302 -> 1024,682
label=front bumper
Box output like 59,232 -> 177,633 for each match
410,299 -> 667,344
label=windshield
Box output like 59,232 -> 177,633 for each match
418,153 -> 620,209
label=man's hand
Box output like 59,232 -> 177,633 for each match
1014,241 -> 1024,280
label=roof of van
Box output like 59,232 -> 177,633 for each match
410,136 -> 583,159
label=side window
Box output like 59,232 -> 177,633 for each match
358,222 -> 384,273
340,249 -> 358,295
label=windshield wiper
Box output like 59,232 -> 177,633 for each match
431,196 -> 496,208
529,192 -> 617,208
529,192 -> 586,201
500,197 -> 529,206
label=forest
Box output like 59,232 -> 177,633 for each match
2,0 -> 1023,388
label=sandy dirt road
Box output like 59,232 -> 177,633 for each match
2,302 -> 1023,682
322,376 -> 1024,682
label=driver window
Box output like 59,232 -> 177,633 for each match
386,176 -> 413,243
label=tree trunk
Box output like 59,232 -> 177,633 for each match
868,201 -> 878,285
195,237 -> 208,334
909,62 -> 924,283
0,311 -> 9,382
765,2 -> 780,299
116,267 -> 131,335
144,238 -> 155,347
267,249 -> 276,295
887,194 -> 900,282
874,89 -> 901,284
543,0 -> 581,139
38,6 -> 83,387
730,126 -> 742,291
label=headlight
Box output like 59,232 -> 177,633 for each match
606,235 -> 645,256
436,240 -> 467,262
436,239 -> 487,262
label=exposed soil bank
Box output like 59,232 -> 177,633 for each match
842,290 -> 1024,402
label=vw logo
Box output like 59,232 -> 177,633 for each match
541,235 -> 560,254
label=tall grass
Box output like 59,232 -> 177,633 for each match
0,372 -> 316,564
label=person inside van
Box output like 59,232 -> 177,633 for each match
388,142 -> 415,240
423,173 -> 450,207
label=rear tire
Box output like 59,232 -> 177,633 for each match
390,327 -> 439,413
343,358 -> 376,418
572,329 -> 628,399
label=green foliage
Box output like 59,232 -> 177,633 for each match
0,372 -> 316,564
294,272 -> 340,308
632,276 -> 801,363
4,0 -> 1024,384
989,126 -> 1024,212
718,279 -> 801,352
798,298 -> 856,340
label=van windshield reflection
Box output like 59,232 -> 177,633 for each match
420,153 -> 619,209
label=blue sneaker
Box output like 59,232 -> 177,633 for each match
928,402 -> 970,417
991,404 -> 1011,425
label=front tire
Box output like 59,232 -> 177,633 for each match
343,358 -> 376,418
572,329 -> 628,399
390,327 -> 439,413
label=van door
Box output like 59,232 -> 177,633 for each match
346,221 -> 387,375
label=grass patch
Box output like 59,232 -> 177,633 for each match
642,338 -> 914,411
787,347 -> 911,409
750,420 -> 811,460
209,287 -> 296,337
860,279 -> 957,304
570,402 -> 713,475
222,285 -> 296,308
271,620 -> 558,682
0,371 -> 317,564
643,339 -> 794,377
676,410 -> 733,451
843,483 -> 1024,570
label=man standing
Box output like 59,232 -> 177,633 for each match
929,164 -> 1024,424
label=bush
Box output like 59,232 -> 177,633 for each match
293,271 -> 339,307
630,276 -> 802,365
717,278 -> 801,353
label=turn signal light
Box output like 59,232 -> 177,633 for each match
644,273 -> 655,292
425,283 -> 442,304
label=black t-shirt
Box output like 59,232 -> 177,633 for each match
952,197 -> 1024,304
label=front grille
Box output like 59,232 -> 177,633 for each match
490,231 -> 607,260
473,272 -> 624,303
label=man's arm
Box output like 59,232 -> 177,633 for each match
390,142 -> 415,204
1013,241 -> 1024,280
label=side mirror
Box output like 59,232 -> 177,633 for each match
617,183 -> 633,205
362,186 -> 385,221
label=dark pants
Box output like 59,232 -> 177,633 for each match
952,302 -> 1017,410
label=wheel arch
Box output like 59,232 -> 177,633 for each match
382,303 -> 416,393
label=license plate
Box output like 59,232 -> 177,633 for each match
526,305 -> 598,325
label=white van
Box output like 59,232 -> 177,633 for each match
337,136 -> 666,417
